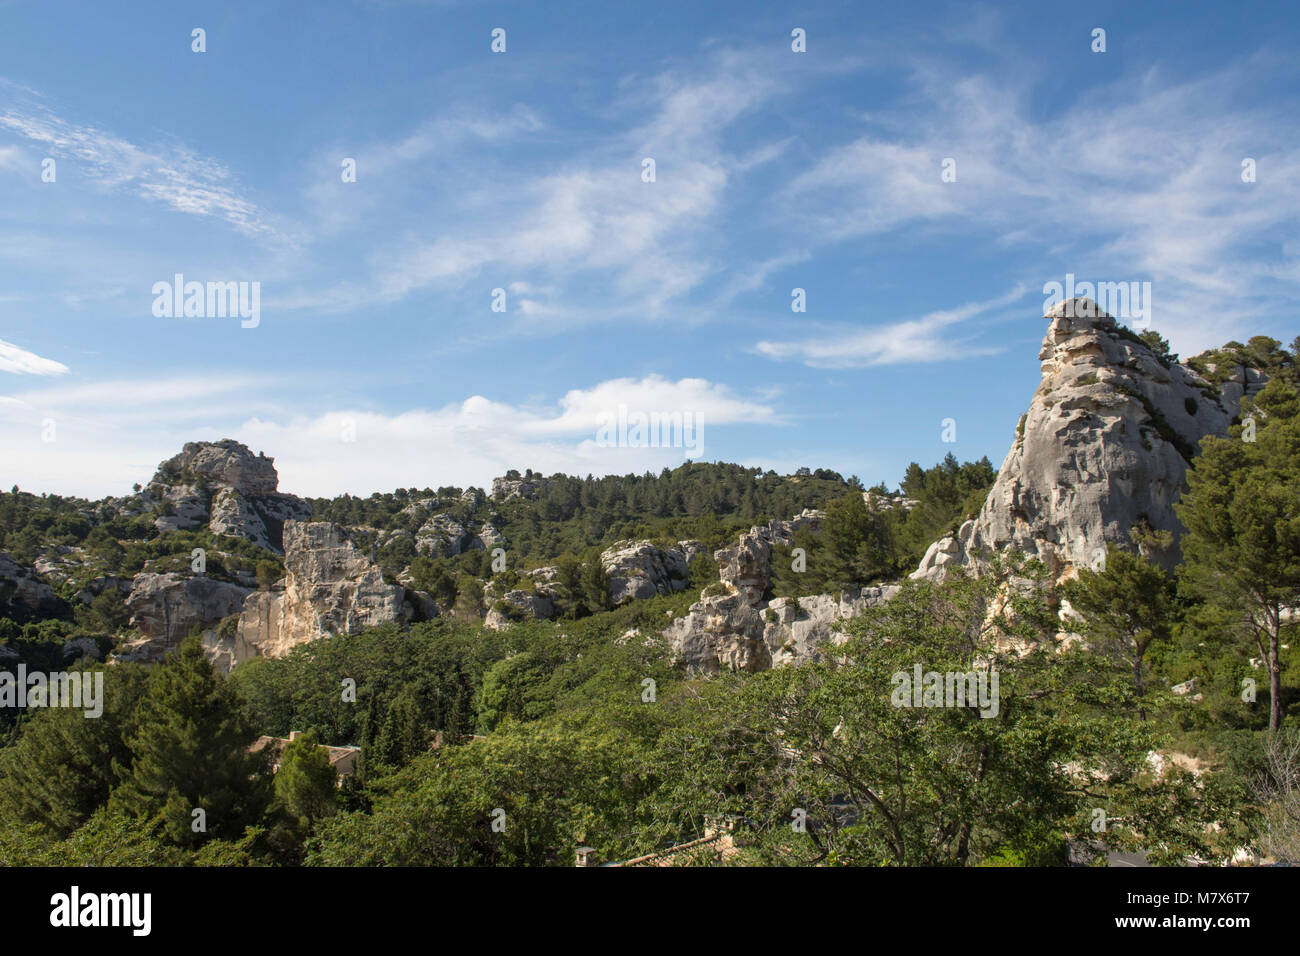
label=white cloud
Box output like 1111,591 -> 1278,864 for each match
0,374 -> 780,498
0,338 -> 68,375
754,284 -> 1027,369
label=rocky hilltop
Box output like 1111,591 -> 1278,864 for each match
2,307 -> 1276,679
914,298 -> 1265,583
132,439 -> 312,553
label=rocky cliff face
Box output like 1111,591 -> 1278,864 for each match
205,520 -> 412,671
491,476 -> 550,501
118,573 -> 252,662
913,298 -> 1265,583
141,439 -> 311,552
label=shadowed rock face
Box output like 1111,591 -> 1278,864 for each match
119,572 -> 252,662
207,520 -> 408,671
0,550 -> 64,620
913,298 -> 1266,583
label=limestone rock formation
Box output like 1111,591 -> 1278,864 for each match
472,522 -> 506,551
665,509 -> 900,673
212,520 -> 409,670
154,439 -> 280,494
716,509 -> 823,604
600,540 -> 701,605
483,587 -> 556,630
913,299 -> 1265,583
141,439 -> 311,552
120,572 -> 252,662
491,475 -> 549,501
398,497 -> 442,520
415,514 -> 470,557
667,585 -> 898,673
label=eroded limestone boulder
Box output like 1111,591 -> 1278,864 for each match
600,540 -> 696,605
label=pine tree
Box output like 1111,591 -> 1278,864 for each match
0,664 -> 150,835
372,687 -> 427,768
1176,378 -> 1300,730
109,639 -> 270,846
274,730 -> 337,826
1064,548 -> 1174,720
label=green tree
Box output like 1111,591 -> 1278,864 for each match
646,559 -> 1218,866
0,664 -> 150,835
274,730 -> 338,825
1176,378 -> 1300,730
579,558 -> 610,615
1063,548 -> 1175,720
371,687 -> 428,769
255,559 -> 281,590
475,652 -> 548,732
109,639 -> 271,846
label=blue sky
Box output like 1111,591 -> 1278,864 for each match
2,0 -> 1298,498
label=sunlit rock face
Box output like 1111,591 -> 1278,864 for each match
914,298 -> 1264,584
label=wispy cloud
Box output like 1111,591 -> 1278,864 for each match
754,284 -> 1027,368
780,57 -> 1300,352
0,101 -> 278,239
288,49 -> 789,318
0,338 -> 68,375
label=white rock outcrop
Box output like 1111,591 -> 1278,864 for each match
600,540 -> 701,605
415,514 -> 470,557
667,584 -> 898,673
664,509 -> 901,673
913,299 -> 1264,584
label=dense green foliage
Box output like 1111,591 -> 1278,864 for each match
770,453 -> 996,596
